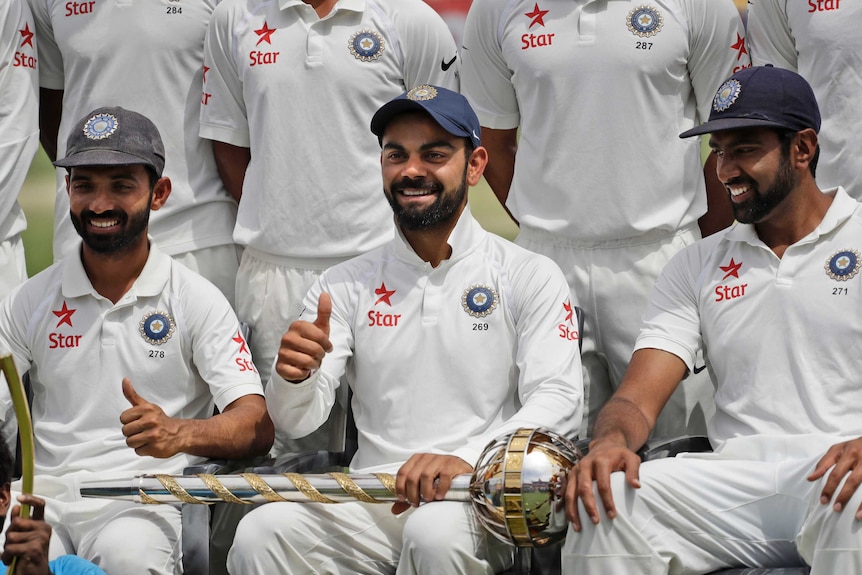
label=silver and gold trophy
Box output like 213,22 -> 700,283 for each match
80,427 -> 580,548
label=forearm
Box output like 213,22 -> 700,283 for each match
38,88 -> 63,161
480,127 -> 519,223
211,140 -> 250,202
590,396 -> 652,452
174,396 -> 273,459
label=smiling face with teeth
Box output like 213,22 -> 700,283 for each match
67,165 -> 166,255
709,127 -> 801,225
380,112 -> 476,232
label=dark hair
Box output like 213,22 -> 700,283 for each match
0,432 -> 14,486
145,166 -> 160,189
776,128 -> 819,177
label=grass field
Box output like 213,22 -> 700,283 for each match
19,147 -> 519,277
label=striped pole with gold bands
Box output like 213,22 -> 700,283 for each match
82,472 -> 472,506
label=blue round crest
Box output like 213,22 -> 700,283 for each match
350,30 -> 384,62
627,6 -> 663,37
140,312 -> 175,345
84,113 -> 119,140
826,250 -> 860,281
462,285 -> 498,318
713,79 -> 741,112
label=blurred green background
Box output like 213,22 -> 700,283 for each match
19,147 -> 519,277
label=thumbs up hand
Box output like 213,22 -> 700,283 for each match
120,377 -> 181,458
275,292 -> 334,383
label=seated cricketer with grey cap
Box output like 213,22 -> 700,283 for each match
561,64 -> 862,574
226,85 -> 582,574
0,106 -> 273,575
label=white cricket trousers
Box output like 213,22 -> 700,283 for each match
227,500 -> 513,574
562,437 -> 862,574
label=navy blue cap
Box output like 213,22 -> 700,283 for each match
680,65 -> 821,138
371,85 -> 481,148
54,106 -> 166,176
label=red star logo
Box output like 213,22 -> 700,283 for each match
53,302 -> 76,328
232,330 -> 250,355
524,3 -> 549,28
563,300 -> 574,326
255,22 -> 277,46
731,33 -> 747,61
374,282 -> 396,306
19,23 -> 34,49
202,65 -> 210,83
720,258 -> 742,281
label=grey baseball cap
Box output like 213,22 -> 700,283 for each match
53,107 -> 166,176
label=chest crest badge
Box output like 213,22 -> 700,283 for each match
826,250 -> 861,281
627,5 -> 663,38
462,285 -> 498,318
140,311 -> 175,345
349,30 -> 384,62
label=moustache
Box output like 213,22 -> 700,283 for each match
80,209 -> 127,224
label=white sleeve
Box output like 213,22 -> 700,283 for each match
394,0 -> 459,92
199,2 -> 250,146
0,285 -> 36,427
0,0 -> 39,229
24,0 -> 63,89
452,256 -> 583,463
460,0 -> 520,130
747,0 -> 798,70
634,247 -> 704,372
685,0 -> 750,124
265,274 -> 353,439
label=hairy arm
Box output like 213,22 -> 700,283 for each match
38,88 -> 63,162
479,127 -> 519,224
212,141 -> 250,202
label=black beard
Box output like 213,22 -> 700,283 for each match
386,175 -> 467,231
70,205 -> 150,254
730,152 -> 799,224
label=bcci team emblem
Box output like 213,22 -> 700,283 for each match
626,5 -> 663,38
83,113 -> 118,140
826,250 -> 861,281
140,311 -> 175,345
407,85 -> 438,101
462,285 -> 498,318
713,79 -> 741,112
349,30 -> 384,62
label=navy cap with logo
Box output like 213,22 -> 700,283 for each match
371,85 -> 482,148
53,106 -> 166,177
680,65 -> 821,139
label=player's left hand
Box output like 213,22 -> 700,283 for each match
391,453 -> 472,514
120,377 -> 182,458
1,494 -> 52,575
808,436 -> 862,520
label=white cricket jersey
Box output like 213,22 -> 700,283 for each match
0,0 -> 38,245
461,0 -> 748,241
748,0 -> 862,198
0,244 -> 263,477
27,0 -> 237,260
636,188 -> 862,445
267,206 -> 583,473
200,0 -> 460,259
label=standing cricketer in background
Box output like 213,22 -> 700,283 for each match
227,85 -> 582,575
0,107 -> 272,575
748,0 -> 862,198
461,0 -> 749,439
26,0 -> 241,305
563,64 -> 862,574
0,0 -> 38,301
200,0 -> 459,453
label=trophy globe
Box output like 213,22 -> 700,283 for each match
470,428 -> 581,547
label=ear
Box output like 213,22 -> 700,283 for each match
150,177 -> 172,211
466,146 -> 489,187
65,173 -> 71,198
0,482 -> 11,517
793,128 -> 818,171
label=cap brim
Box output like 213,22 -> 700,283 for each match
53,149 -> 157,171
679,117 -> 794,138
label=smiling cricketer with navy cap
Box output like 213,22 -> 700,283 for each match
227,85 -> 582,574
0,106 -> 272,574
561,65 -> 862,574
